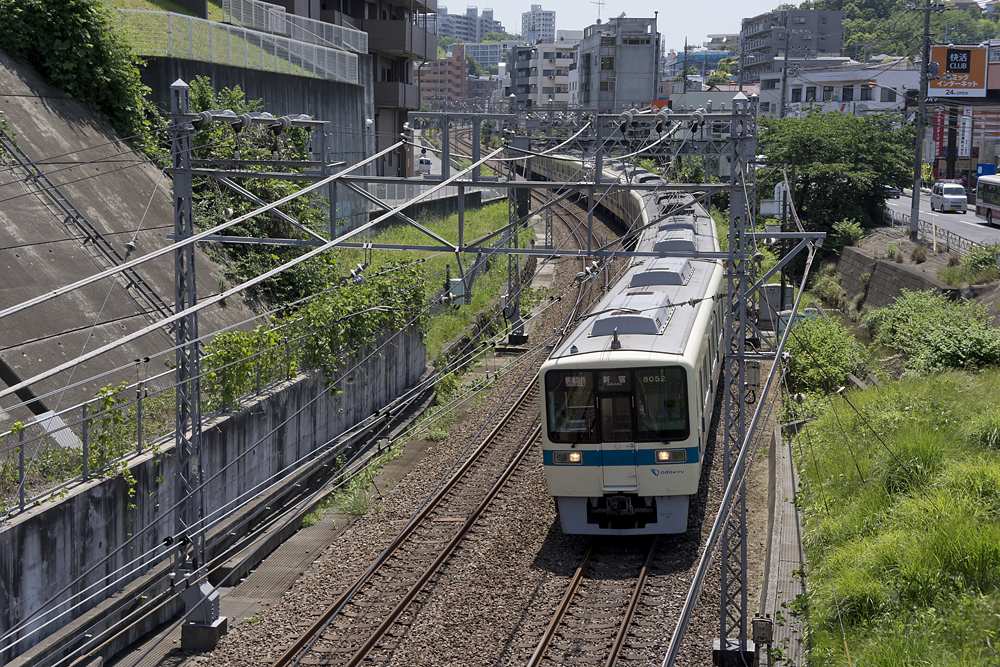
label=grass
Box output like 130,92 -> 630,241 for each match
338,200 -> 533,362
938,244 -> 1000,287
796,370 -> 1000,667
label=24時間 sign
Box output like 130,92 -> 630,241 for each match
929,45 -> 988,98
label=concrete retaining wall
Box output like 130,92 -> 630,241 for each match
837,247 -> 959,310
139,56 -> 376,232
0,326 -> 425,662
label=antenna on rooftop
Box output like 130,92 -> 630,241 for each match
592,0 -> 605,22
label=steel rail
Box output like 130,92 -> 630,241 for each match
606,536 -> 662,667
344,421 -> 543,667
272,375 -> 542,667
526,542 -> 597,667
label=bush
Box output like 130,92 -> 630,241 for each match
0,0 -> 164,153
885,243 -> 897,260
785,314 -> 871,392
863,290 -> 1000,374
808,263 -> 847,310
910,245 -> 927,263
831,218 -> 865,252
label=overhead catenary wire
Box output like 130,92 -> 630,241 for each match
1,177 -> 585,643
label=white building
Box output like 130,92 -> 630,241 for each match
522,4 -> 556,44
462,40 -> 524,69
758,58 -> 919,117
577,16 -> 660,113
507,40 -> 577,108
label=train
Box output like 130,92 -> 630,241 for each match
533,154 -> 725,535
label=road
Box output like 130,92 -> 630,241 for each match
886,191 -> 1000,246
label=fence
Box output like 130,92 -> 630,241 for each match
118,9 -> 359,86
223,0 -> 368,54
0,314 -> 320,517
884,207 -> 983,256
368,182 -> 505,209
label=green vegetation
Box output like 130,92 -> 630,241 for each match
482,31 -> 517,42
863,290 -> 1000,375
467,53 -> 487,77
786,314 -> 871,393
939,243 -> 1000,287
796,370 -> 1000,667
758,112 -> 912,230
800,0 -> 1000,59
0,0 -> 165,154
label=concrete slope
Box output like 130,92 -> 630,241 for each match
0,48 -> 256,425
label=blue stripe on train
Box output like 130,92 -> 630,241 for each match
543,447 -> 699,466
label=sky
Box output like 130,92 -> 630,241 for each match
485,0 -> 783,52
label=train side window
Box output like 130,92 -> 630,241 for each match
545,371 -> 598,443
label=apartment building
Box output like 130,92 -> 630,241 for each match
577,16 -> 659,113
417,43 -> 469,108
462,40 -> 523,70
757,59 -> 918,117
432,6 -> 505,42
506,39 -> 578,108
740,9 -> 845,82
522,4 -> 556,44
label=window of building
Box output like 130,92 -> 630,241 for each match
822,85 -> 833,101
805,86 -> 815,101
860,85 -> 872,101
794,16 -> 806,23
763,79 -> 778,89
791,87 -> 802,102
842,85 -> 854,101
761,102 -> 770,112
881,87 -> 897,102
599,80 -> 615,91
601,35 -> 615,45
543,51 -> 556,59
822,15 -> 828,23
543,69 -> 555,76
601,57 -> 615,70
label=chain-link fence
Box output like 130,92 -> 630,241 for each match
117,9 -> 359,85
223,0 -> 367,54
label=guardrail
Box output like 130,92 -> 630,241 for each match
222,0 -> 368,53
884,207 -> 983,256
117,9 -> 359,85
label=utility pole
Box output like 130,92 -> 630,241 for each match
909,0 -> 936,240
684,37 -> 689,93
778,49 -> 789,119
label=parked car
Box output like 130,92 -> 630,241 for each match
930,180 -> 967,213
417,157 -> 432,175
884,185 -> 902,199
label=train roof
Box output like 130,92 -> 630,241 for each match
549,198 -> 720,362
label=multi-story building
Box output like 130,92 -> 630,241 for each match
417,43 -> 469,108
740,9 -> 845,82
229,0 -> 435,176
506,39 -> 578,108
705,34 -> 739,51
522,4 -> 556,44
432,6 -> 505,42
757,59 -> 918,117
462,40 -> 523,70
577,16 -> 659,113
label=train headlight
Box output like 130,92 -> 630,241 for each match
655,449 -> 687,463
553,451 -> 584,465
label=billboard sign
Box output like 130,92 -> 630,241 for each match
933,107 -> 946,158
959,107 -> 973,158
929,45 -> 988,97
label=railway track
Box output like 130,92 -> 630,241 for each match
272,357 -> 547,667
524,536 -> 661,667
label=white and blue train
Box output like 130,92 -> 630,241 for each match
534,155 -> 725,535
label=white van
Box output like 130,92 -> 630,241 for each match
417,157 -> 432,175
930,181 -> 967,213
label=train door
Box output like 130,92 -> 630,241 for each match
596,371 -> 637,489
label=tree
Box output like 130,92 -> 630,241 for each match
757,111 -> 913,231
707,70 -> 731,85
482,31 -> 517,42
467,54 -> 487,77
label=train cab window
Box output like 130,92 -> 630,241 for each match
596,369 -> 633,441
545,371 -> 598,442
635,367 -> 689,442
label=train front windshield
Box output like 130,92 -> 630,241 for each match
545,368 -> 689,443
